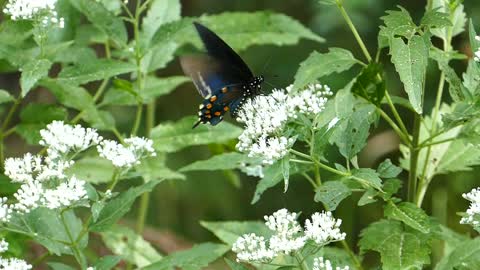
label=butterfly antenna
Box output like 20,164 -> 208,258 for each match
260,54 -> 273,75
192,119 -> 202,129
264,81 -> 280,89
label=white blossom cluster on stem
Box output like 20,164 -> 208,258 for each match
313,257 -> 350,270
0,238 -> 32,270
232,209 -> 345,264
236,84 -> 332,165
460,187 -> 480,228
3,0 -> 65,28
1,121 -> 156,222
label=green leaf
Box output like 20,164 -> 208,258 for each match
225,258 -> 250,270
20,59 -> 52,97
151,116 -> 242,153
435,238 -> 480,270
90,180 -> 161,232
47,263 -> 76,270
311,119 -> 338,159
101,225 -> 161,267
430,47 -> 466,102
16,104 -> 67,144
136,154 -> 185,182
377,159 -> 402,178
7,209 -> 87,256
141,0 -> 181,45
469,19 -> 480,53
57,59 -> 135,85
200,221 -> 272,245
359,219 -> 430,270
390,34 -> 430,114
180,152 -> 248,172
430,0 -> 466,41
315,181 -> 352,211
436,139 -> 480,174
143,243 -> 229,270
293,48 -> 359,90
351,168 -> 382,191
462,60 -> 480,97
102,76 -> 189,106
94,256 -> 122,270
70,0 -> 127,46
41,80 -> 95,112
384,201 -> 431,233
382,178 -> 402,199
358,189 -> 377,206
67,157 -> 115,184
281,155 -> 290,192
0,89 -> 14,104
351,62 -> 386,106
420,9 -> 452,29
378,6 -> 416,48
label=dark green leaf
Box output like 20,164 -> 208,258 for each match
200,221 -> 272,245
90,180 -> 161,232
315,181 -> 352,210
151,116 -> 242,153
94,256 -> 122,270
382,178 -> 402,199
143,243 -> 229,270
294,48 -> 359,90
20,59 -> 52,97
430,47 -> 466,102
379,6 -> 417,48
101,225 -> 162,267
57,59 -> 135,85
384,201 -> 431,233
351,62 -> 386,106
16,104 -> 67,144
377,159 -> 402,178
67,157 -> 115,184
358,188 -> 377,206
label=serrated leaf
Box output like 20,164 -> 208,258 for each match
180,152 -> 248,172
421,9 -> 452,29
143,243 -> 230,270
20,59 -> 52,97
390,34 -> 430,113
359,219 -> 430,270
430,0 -> 466,41
378,6 -> 416,48
101,225 -> 161,267
151,116 -> 242,153
293,48 -> 359,90
57,59 -> 135,85
225,258 -> 250,270
430,47 -> 466,102
141,0 -> 181,45
351,168 -> 382,191
311,118 -> 338,159
94,256 -> 122,270
463,60 -> 480,97
90,180 -> 161,232
377,159 -> 402,178
384,201 -> 431,233
469,19 -> 480,53
435,238 -> 480,270
358,189 -> 377,206
315,181 -> 352,211
0,90 -> 14,104
382,178 -> 402,199
200,221 -> 272,245
67,157 -> 115,184
70,0 -> 127,46
351,62 -> 386,106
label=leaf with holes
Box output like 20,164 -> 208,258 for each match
315,181 -> 352,211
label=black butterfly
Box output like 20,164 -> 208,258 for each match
180,22 -> 264,128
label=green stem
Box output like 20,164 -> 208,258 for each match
131,103 -> 143,135
61,212 -> 87,269
377,108 -> 410,146
0,97 -> 21,168
31,252 -> 50,266
408,114 -> 421,203
417,136 -> 454,149
302,173 -> 318,188
341,240 -> 364,270
384,92 -> 409,137
295,252 -> 310,270
136,192 -> 150,233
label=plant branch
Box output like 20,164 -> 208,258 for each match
408,114 -> 421,203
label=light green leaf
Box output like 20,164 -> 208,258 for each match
390,34 -> 430,113
142,0 -> 181,44
67,157 -> 115,184
377,159 -> 402,178
143,243 -> 229,270
358,189 -> 377,206
430,0 -> 466,41
0,90 -> 14,104
384,201 -> 431,233
90,180 -> 161,232
57,59 -> 135,85
97,0 -> 122,14
41,80 -> 95,111
463,60 -> 480,97
136,154 -> 185,182
101,225 -> 161,267
436,139 -> 480,174
151,116 -> 242,153
351,168 -> 382,191
293,48 -> 359,90
430,47 -> 466,102
69,0 -> 127,46
225,258 -> 250,270
180,152 -> 248,172
420,9 -> 452,29
47,263 -> 76,270
378,6 -> 416,48
200,221 -> 272,245
94,256 -> 122,270
20,59 -> 52,97
315,181 -> 352,211
469,19 -> 480,53
359,219 -> 430,270
435,238 -> 480,270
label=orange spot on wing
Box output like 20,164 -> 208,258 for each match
214,111 -> 222,116
223,106 -> 229,111
206,103 -> 212,109
205,110 -> 210,114
210,96 -> 217,102
206,114 -> 212,119
222,87 -> 228,93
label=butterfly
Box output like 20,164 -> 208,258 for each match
180,22 -> 264,128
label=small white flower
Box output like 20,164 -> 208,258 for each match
3,0 -> 64,29
240,163 -> 264,178
13,180 -> 44,213
232,233 -> 275,263
460,187 -> 480,227
265,209 -> 305,254
0,239 -> 8,253
0,198 -> 12,223
43,176 -> 87,209
305,212 -> 346,245
4,153 -> 43,183
97,137 -> 156,168
0,257 -> 32,270
40,121 -> 103,160
313,257 -> 350,270
86,267 -> 95,270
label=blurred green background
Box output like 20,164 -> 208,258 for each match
3,0 -> 480,260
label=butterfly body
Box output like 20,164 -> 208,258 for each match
181,22 -> 263,128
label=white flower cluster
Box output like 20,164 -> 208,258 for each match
1,121 -> 156,221
474,36 -> 480,62
97,136 -> 156,168
460,187 -> 480,227
3,0 -> 65,28
236,84 -> 332,164
313,257 -> 350,270
232,209 -> 345,263
0,239 -> 32,270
